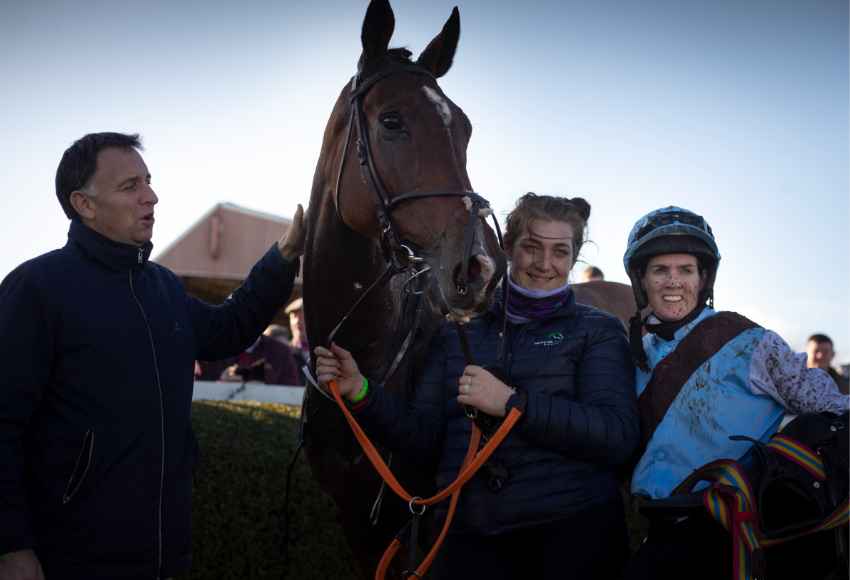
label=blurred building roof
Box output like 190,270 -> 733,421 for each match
154,202 -> 300,316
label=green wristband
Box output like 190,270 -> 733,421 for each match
349,377 -> 369,403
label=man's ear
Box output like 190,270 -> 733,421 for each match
69,190 -> 96,221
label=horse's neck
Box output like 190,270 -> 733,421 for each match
303,195 -> 400,377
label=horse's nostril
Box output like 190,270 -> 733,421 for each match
468,258 -> 482,282
452,257 -> 482,294
454,256 -> 481,286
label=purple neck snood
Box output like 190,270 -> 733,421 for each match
505,276 -> 571,324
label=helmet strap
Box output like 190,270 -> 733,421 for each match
645,303 -> 707,341
629,312 -> 650,372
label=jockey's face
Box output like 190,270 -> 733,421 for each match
508,219 -> 574,292
71,147 -> 158,246
641,253 -> 706,322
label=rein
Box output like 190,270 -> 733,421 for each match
327,369 -> 522,579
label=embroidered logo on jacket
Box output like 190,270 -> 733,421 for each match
533,331 -> 564,347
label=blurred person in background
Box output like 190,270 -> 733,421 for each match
806,333 -> 849,394
264,323 -> 292,344
286,297 -> 310,370
579,265 -> 605,282
218,326 -> 301,386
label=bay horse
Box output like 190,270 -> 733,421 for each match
573,280 -> 637,328
300,0 -> 505,574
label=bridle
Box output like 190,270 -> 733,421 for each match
326,61 -> 504,358
334,62 -> 502,291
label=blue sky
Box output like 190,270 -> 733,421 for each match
1,0 -> 847,363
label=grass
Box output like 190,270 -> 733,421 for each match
184,400 -> 357,579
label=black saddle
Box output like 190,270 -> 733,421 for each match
640,413 -> 848,530
638,412 -> 849,580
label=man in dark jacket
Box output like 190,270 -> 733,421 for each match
0,132 -> 304,580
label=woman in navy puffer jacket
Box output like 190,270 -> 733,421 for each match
316,193 -> 638,580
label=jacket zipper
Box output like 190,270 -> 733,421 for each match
504,323 -> 522,379
62,429 -> 94,504
129,269 -> 166,579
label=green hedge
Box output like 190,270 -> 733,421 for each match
183,400 -> 648,579
184,400 -> 357,579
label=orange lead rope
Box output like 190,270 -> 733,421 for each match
327,379 -> 523,579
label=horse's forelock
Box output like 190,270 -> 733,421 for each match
358,47 -> 415,76
387,47 -> 412,62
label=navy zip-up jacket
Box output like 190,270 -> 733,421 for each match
355,290 -> 638,535
0,220 -> 297,579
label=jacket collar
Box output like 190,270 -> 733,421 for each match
68,219 -> 153,272
488,283 -> 576,322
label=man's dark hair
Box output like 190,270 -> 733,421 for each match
55,132 -> 142,219
808,333 -> 834,347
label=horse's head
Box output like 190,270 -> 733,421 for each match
323,0 -> 505,321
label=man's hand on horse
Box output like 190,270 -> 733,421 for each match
457,365 -> 515,417
277,204 -> 306,261
314,343 -> 366,400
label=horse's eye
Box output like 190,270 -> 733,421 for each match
380,112 -> 404,131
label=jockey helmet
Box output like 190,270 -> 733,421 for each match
623,206 -> 720,310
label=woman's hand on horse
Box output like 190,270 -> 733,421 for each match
457,365 -> 515,417
314,343 -> 365,400
277,204 -> 306,260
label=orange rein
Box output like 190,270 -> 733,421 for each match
327,379 -> 523,580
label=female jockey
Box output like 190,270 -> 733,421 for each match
316,193 -> 639,580
621,206 -> 848,580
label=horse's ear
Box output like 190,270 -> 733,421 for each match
361,0 -> 395,68
416,6 -> 460,78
